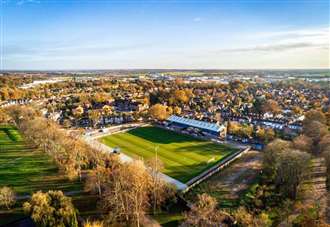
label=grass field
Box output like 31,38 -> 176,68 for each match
0,125 -> 82,195
0,125 -> 98,225
99,126 -> 237,183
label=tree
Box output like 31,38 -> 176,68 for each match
0,109 -> 10,124
88,109 -> 101,127
303,121 -> 328,149
233,207 -> 271,227
262,99 -> 281,114
180,194 -> 233,227
85,165 -> 111,197
263,139 -> 292,180
102,160 -> 152,227
319,134 -> 330,153
293,135 -> 313,153
0,187 -> 15,209
264,128 -> 275,142
232,207 -> 254,226
102,105 -> 112,116
173,106 -> 182,115
303,110 -> 326,126
23,190 -> 78,227
149,104 -> 168,120
147,156 -> 176,214
73,106 -> 84,118
274,149 -> 310,199
174,90 -> 189,104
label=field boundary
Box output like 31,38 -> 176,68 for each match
182,146 -> 251,193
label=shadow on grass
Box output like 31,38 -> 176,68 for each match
174,143 -> 237,155
127,126 -> 198,144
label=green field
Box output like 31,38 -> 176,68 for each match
0,125 -> 82,195
99,126 -> 237,183
0,125 -> 97,225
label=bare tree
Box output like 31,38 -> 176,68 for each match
181,193 -> 233,227
102,160 -> 152,227
147,156 -> 176,214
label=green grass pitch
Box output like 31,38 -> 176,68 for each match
0,125 -> 82,195
0,125 -> 95,225
99,126 -> 237,183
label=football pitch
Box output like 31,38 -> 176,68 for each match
99,126 -> 238,183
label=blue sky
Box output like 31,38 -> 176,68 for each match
1,0 -> 329,70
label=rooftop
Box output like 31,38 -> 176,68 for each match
168,115 -> 223,133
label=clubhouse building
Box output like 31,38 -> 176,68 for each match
166,115 -> 227,138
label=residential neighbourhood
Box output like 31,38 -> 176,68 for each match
0,0 -> 329,226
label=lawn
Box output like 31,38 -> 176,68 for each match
0,125 -> 82,195
0,125 -> 98,225
99,126 -> 237,183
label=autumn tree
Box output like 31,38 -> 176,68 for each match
274,149 -> 310,199
0,109 -> 10,124
263,139 -> 311,199
174,90 -> 189,104
73,106 -> 84,118
263,139 -> 292,180
88,109 -> 101,127
149,104 -> 168,120
233,207 -> 272,227
0,187 -> 16,209
181,193 -> 233,227
84,154 -> 121,197
102,105 -> 112,116
262,99 -> 282,114
319,134 -> 330,153
293,135 -> 313,153
102,160 -> 152,227
173,106 -> 182,115
303,110 -> 327,126
23,190 -> 78,227
303,121 -> 328,150
147,156 -> 176,214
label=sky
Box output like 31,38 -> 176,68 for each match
0,0 -> 329,70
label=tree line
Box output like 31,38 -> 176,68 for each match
2,105 -> 176,227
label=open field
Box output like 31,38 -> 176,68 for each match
99,126 -> 237,183
0,125 -> 98,225
184,150 -> 262,208
0,125 -> 82,195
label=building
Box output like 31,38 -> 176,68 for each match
167,115 -> 226,138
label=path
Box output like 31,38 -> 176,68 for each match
301,157 -> 328,222
279,157 -> 328,226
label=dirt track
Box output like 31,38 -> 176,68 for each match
185,150 -> 262,206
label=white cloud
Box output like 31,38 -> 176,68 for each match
223,42 -> 327,53
223,26 -> 329,53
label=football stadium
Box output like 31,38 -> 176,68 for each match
99,125 -> 237,183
